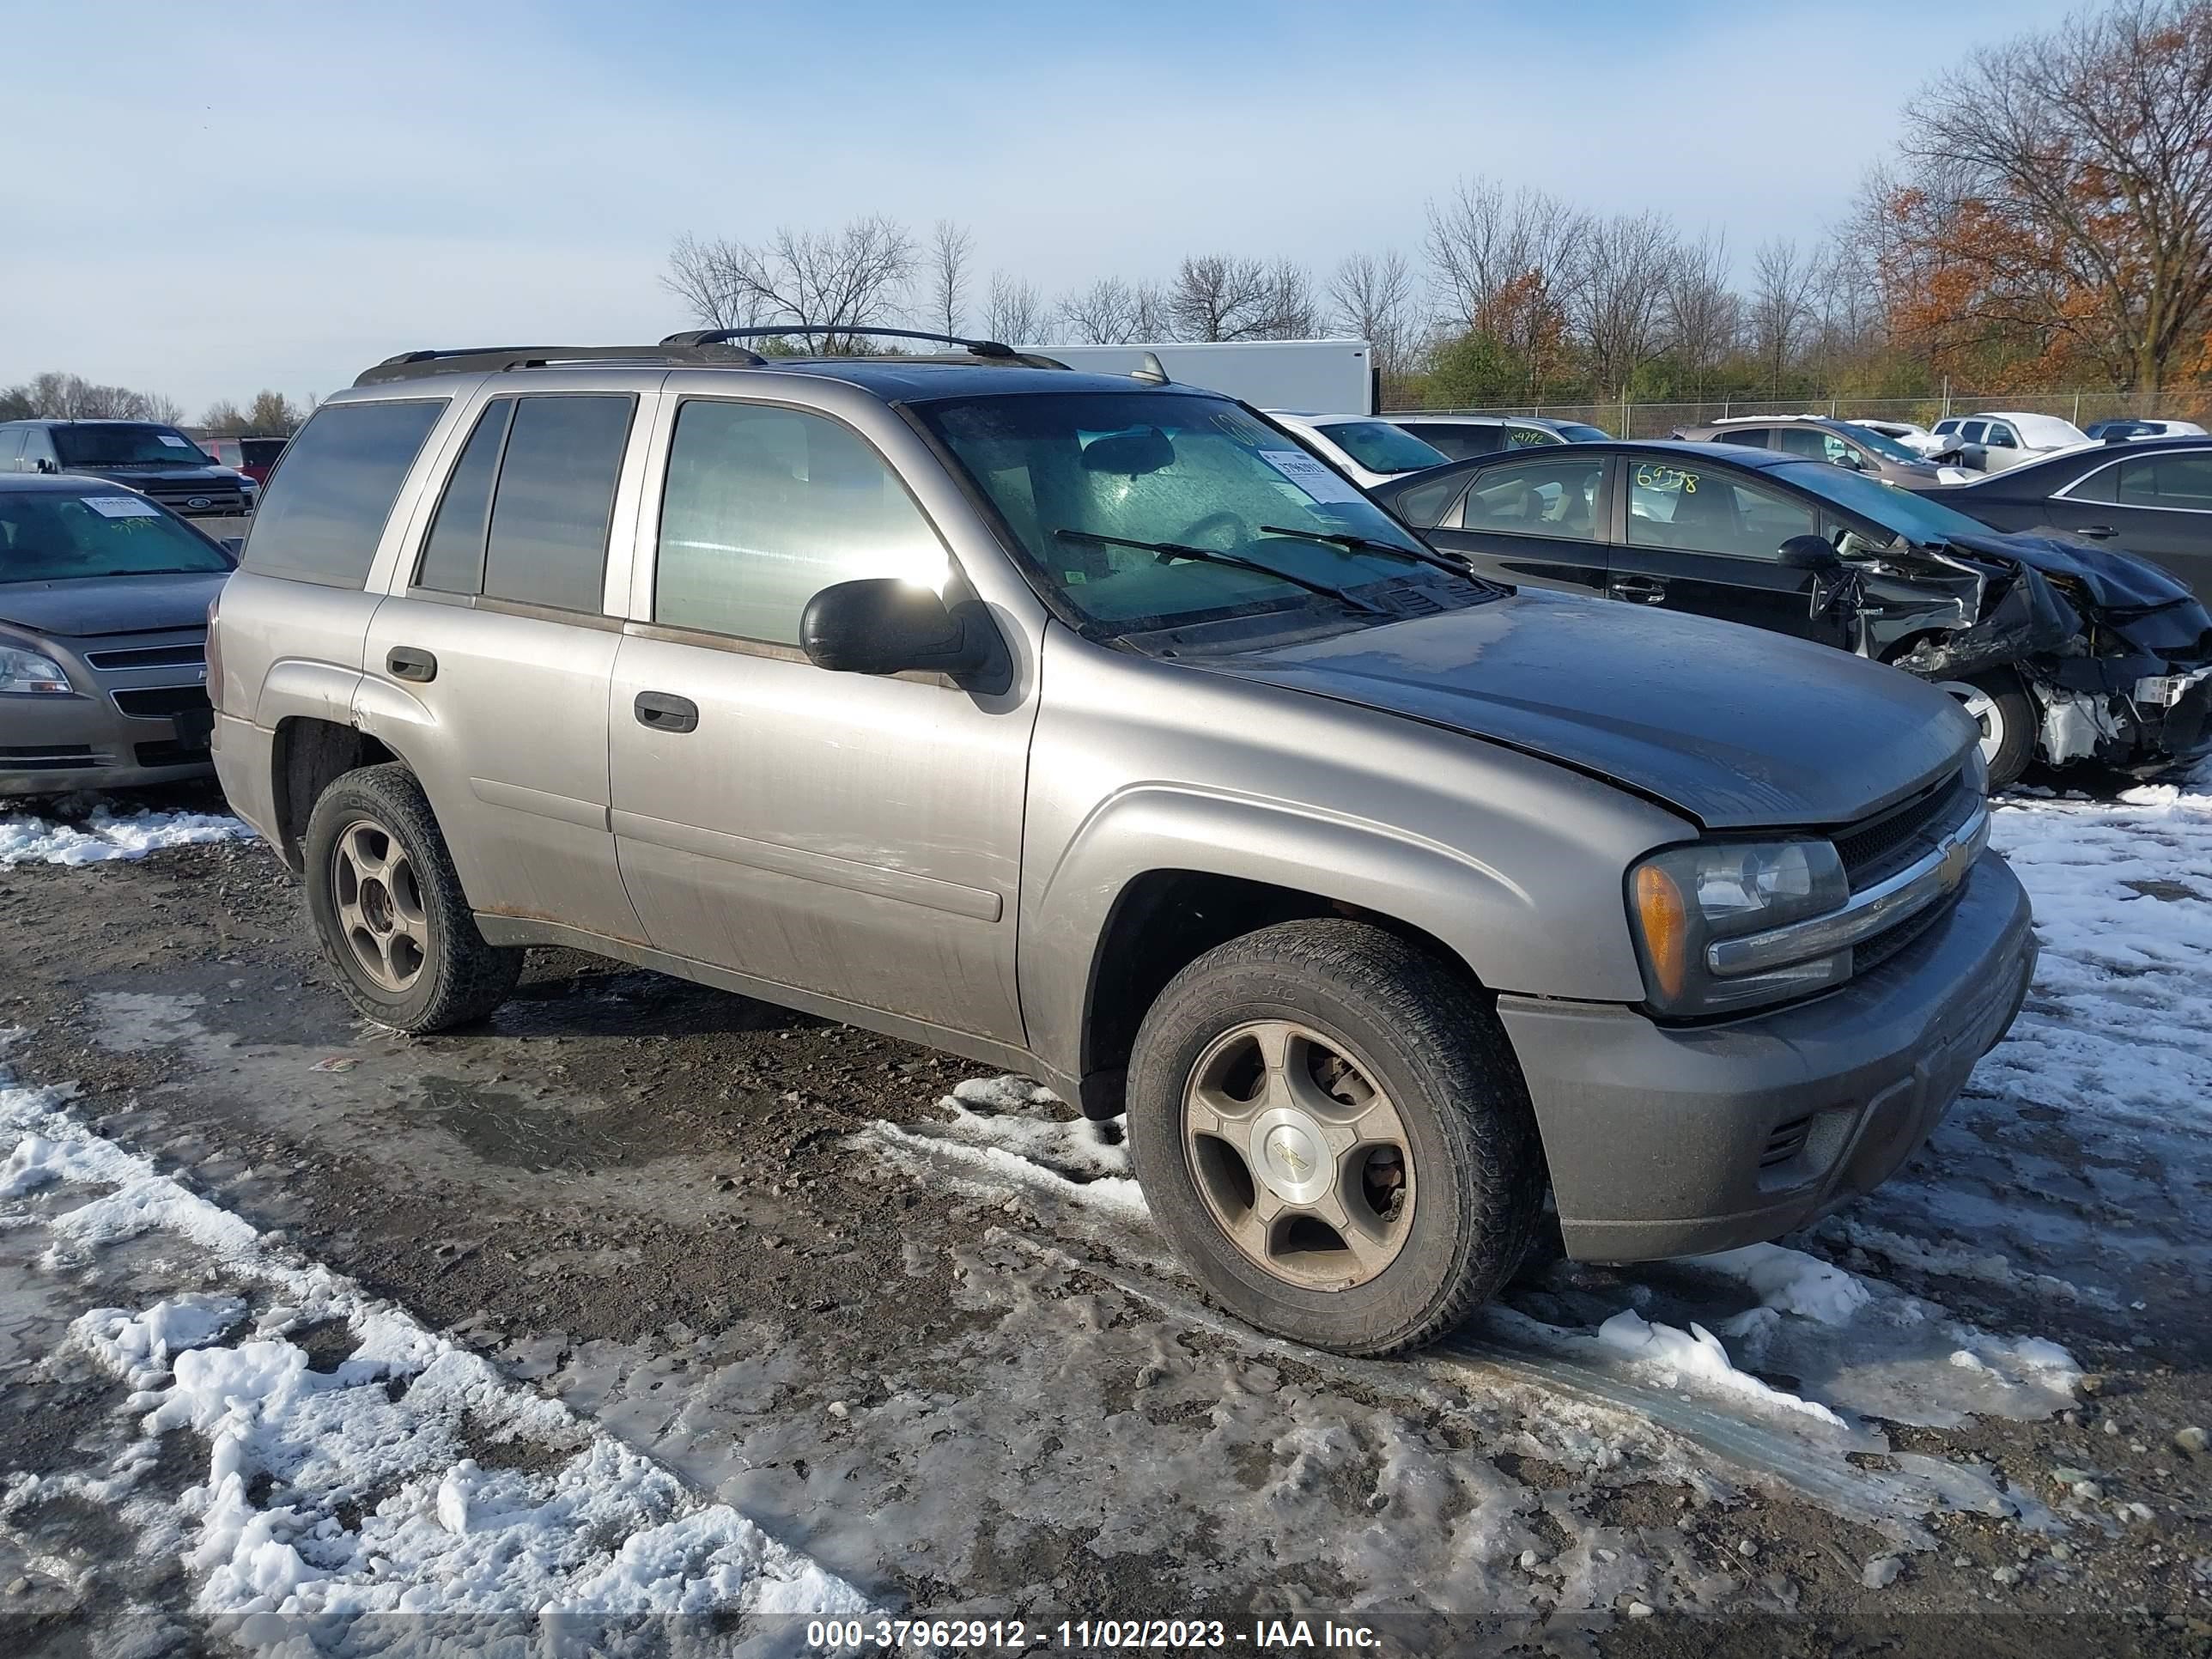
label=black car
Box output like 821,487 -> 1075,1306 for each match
1368,440 -> 2212,787
1904,435 -> 2212,601
0,418 -> 252,519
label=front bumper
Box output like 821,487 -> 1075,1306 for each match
1,690 -> 215,796
1498,849 -> 2035,1261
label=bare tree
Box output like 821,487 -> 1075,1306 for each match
1165,254 -> 1314,342
1570,211 -> 1679,396
1424,176 -> 1586,332
201,399 -> 249,434
1327,250 -> 1419,379
1890,0 -> 2212,394
1748,237 -> 1820,394
659,216 -> 916,351
1665,228 -> 1741,400
925,219 -> 974,338
1129,280 -> 1175,341
1056,276 -> 1140,343
982,271 -> 1048,344
3,371 -> 182,422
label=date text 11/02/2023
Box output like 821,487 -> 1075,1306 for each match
805,1617 -> 1385,1650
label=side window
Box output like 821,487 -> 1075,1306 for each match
654,400 -> 945,647
1773,428 -> 1827,459
1504,424 -> 1558,448
241,399 -> 447,587
2067,462 -> 2118,504
1984,423 -> 2017,449
1394,470 -> 1471,529
1415,424 -> 1502,461
1626,464 -> 1815,557
0,429 -> 22,471
2123,453 -> 2212,509
481,395 -> 635,614
414,398 -> 513,594
21,428 -> 58,471
1457,454 -> 1606,542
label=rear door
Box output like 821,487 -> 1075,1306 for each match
1607,454 -> 1845,643
2061,451 -> 2212,599
361,380 -> 650,942
1419,449 -> 1611,594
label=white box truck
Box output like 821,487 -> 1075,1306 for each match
1022,340 -> 1376,416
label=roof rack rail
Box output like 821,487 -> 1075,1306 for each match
353,342 -> 770,387
660,326 -> 1070,370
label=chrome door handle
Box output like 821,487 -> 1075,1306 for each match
1609,576 -> 1668,604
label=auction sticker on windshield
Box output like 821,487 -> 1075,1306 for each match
1258,448 -> 1366,504
82,496 -> 165,519
156,434 -> 192,447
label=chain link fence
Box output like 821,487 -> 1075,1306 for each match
1382,389 -> 2209,439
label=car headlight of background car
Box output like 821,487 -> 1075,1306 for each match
1628,838 -> 1851,1016
0,637 -> 75,696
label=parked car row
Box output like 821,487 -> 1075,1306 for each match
0,418 -> 268,516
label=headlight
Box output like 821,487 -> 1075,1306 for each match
1627,839 -> 1850,1017
0,641 -> 74,696
1960,743 -> 1989,798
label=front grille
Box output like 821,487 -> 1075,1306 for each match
86,639 -> 206,671
111,684 -> 211,720
136,481 -> 245,514
1760,1115 -> 1813,1168
1851,893 -> 1952,978
134,738 -> 210,767
1834,771 -> 1967,889
0,744 -> 96,770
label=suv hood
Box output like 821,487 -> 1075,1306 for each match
71,463 -> 241,488
0,572 -> 228,639
1194,591 -> 1974,830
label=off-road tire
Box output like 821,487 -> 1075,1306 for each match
1126,919 -> 1543,1357
303,763 -> 521,1032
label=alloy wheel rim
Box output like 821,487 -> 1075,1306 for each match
332,818 -> 428,994
1937,681 -> 2003,766
1182,1018 -> 1414,1291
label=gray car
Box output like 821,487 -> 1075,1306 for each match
1,475 -> 232,796
1676,416 -> 1976,486
209,332 -> 2035,1357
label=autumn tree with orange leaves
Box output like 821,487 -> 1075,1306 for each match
1856,0 -> 2212,398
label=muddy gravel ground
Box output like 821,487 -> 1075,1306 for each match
0,785 -> 2208,1657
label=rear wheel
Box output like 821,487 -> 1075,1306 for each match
1937,671 -> 2034,788
1126,920 -> 1541,1356
303,764 -> 521,1032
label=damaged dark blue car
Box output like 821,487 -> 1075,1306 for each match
1364,438 -> 2212,787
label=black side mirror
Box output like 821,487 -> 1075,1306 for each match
1778,534 -> 1844,573
799,578 -> 990,677
33,458 -> 57,474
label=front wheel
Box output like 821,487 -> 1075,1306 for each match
303,764 -> 521,1032
1126,920 -> 1542,1357
1937,671 -> 2035,789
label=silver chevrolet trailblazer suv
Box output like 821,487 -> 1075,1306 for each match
210,331 -> 2037,1356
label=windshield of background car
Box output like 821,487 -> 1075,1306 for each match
1552,423 -> 1612,442
0,489 -> 232,582
1845,425 -> 1923,463
51,424 -> 210,467
1768,461 -> 1998,544
921,392 -> 1444,633
1314,420 -> 1448,474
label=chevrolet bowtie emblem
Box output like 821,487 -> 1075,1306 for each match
1269,1129 -> 1310,1176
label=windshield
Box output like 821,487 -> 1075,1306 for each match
0,489 -> 233,582
1314,420 -> 1448,474
51,424 -> 211,468
1844,425 -> 1923,464
1768,462 -> 1996,545
921,392 -> 1448,633
1552,423 -> 1612,442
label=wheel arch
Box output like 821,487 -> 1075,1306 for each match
270,716 -> 398,872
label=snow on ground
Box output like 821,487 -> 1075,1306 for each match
0,1053 -> 868,1651
860,769 -> 2212,1466
0,797 -> 252,866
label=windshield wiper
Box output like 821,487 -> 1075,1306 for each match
1258,526 -> 1498,590
1052,529 -> 1386,615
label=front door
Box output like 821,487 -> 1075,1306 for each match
1610,456 -> 1845,645
1421,449 -> 1611,595
608,395 -> 1035,1042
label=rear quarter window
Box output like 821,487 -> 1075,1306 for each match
241,400 -> 447,587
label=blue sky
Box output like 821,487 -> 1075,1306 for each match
8,0 -> 2085,413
